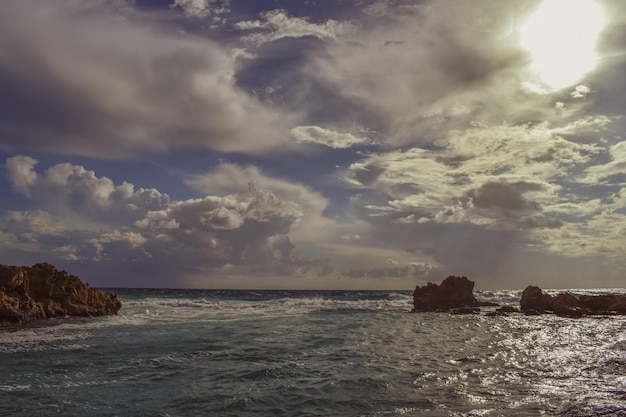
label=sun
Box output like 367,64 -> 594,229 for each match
519,0 -> 606,90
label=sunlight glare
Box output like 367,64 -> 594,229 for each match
520,0 -> 606,90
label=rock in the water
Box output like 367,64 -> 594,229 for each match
519,286 -> 553,313
552,293 -> 585,318
412,276 -> 478,312
608,298 -> 626,314
578,294 -> 620,311
519,285 -> 626,317
0,263 -> 121,323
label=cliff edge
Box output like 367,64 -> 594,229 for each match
0,263 -> 121,323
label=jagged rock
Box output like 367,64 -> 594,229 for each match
519,286 -> 626,317
412,276 -> 478,312
552,293 -> 579,309
0,263 -> 121,323
520,286 -> 553,313
579,294 -> 620,311
551,293 -> 585,318
553,305 -> 585,318
608,298 -> 626,314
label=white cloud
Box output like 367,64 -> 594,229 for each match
170,0 -> 229,18
5,156 -> 170,230
290,126 -> 367,149
5,155 -> 38,197
1,156 -> 335,285
552,115 -> 612,137
235,9 -> 356,44
344,121 -> 612,256
582,141 -> 626,183
185,162 -> 328,215
571,84 -> 592,98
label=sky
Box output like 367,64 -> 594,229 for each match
2,0 -> 626,290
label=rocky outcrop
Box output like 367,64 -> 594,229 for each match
410,278 -> 626,318
413,276 -> 480,312
520,285 -> 626,317
519,285 -> 554,313
0,263 -> 121,323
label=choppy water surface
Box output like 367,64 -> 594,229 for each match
1,289 -> 625,416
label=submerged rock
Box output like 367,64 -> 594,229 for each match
484,305 -> 521,317
412,276 -> 479,312
0,263 -> 121,323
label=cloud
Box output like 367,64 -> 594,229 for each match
170,0 -> 229,18
571,84 -> 592,98
582,141 -> 626,183
4,0 -> 626,289
235,9 -> 356,44
184,162 -> 343,246
0,0 -> 290,158
298,0 -> 538,148
340,116 -> 623,280
2,156 -> 333,286
290,126 -> 367,149
5,155 -> 170,230
5,155 -> 38,196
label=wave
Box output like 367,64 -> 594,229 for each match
110,290 -> 412,323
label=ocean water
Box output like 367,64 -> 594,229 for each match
1,289 -> 625,417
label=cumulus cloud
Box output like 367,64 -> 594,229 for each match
5,156 -> 170,229
184,162 -> 328,218
184,162 -> 349,248
1,156 -> 320,285
290,126 -> 367,149
235,9 -> 356,44
5,155 -> 38,197
571,84 -> 592,98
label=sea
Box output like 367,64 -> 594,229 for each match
1,288 -> 625,417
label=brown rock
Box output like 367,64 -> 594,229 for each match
413,276 -> 478,312
608,297 -> 626,314
552,293 -> 580,308
518,286 -> 626,317
552,293 -> 585,318
520,286 -> 553,312
553,305 -> 585,318
450,307 -> 480,315
0,263 -> 121,323
497,305 -> 520,313
484,305 -> 520,317
579,294 -> 620,311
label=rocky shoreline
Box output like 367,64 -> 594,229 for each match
413,276 -> 626,317
0,263 -> 121,324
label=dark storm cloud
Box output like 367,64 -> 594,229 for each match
0,0 -> 289,158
